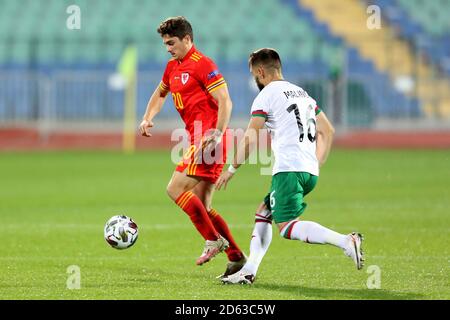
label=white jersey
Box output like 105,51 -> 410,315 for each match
250,80 -> 321,176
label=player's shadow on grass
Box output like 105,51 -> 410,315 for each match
256,284 -> 424,300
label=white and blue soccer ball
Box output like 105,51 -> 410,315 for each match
104,215 -> 138,249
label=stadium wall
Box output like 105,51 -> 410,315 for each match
1,127 -> 450,151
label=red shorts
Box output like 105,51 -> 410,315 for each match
175,133 -> 227,184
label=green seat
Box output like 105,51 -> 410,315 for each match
0,0 -> 349,66
0,43 -> 8,64
10,42 -> 30,64
102,41 -> 122,63
398,0 -> 450,36
0,17 -> 14,39
36,42 -> 58,64
61,43 -> 81,64
78,42 -> 103,63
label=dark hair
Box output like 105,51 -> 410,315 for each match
157,16 -> 194,42
249,48 -> 282,70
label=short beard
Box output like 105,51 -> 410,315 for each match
255,77 -> 265,91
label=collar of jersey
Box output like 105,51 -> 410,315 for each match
179,45 -> 197,63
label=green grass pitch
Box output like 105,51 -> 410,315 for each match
1,149 -> 449,299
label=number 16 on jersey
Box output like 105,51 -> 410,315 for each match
286,104 -> 317,143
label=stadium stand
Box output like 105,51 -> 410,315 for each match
372,0 -> 450,75
0,0 -> 448,125
298,0 -> 450,117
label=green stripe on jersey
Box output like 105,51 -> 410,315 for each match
252,114 -> 267,119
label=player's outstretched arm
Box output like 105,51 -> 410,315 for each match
234,117 -> 265,168
202,85 -> 233,154
216,116 -> 265,190
316,111 -> 335,166
209,85 -> 232,134
139,84 -> 168,137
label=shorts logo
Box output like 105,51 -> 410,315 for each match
207,70 -> 219,80
181,73 -> 189,85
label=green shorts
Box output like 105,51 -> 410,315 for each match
263,172 -> 318,224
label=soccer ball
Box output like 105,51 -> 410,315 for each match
104,215 -> 138,249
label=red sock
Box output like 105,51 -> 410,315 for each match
176,191 -> 219,241
209,209 -> 244,262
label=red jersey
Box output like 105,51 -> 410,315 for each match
159,46 -> 227,141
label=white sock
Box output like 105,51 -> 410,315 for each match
280,220 -> 348,249
242,209 -> 273,276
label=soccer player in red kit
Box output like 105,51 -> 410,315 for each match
139,16 -> 245,273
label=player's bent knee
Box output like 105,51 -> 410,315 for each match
166,182 -> 182,201
166,185 -> 176,201
255,204 -> 272,224
255,202 -> 268,214
280,230 -> 289,239
278,221 -> 293,238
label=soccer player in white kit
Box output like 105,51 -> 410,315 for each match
216,48 -> 364,284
